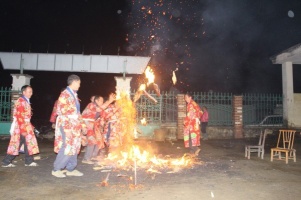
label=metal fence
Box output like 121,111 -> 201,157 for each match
1,88 -> 283,127
131,91 -> 178,124
243,93 -> 283,125
0,87 -> 13,122
192,92 -> 233,126
132,91 -> 283,126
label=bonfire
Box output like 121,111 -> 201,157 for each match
96,66 -> 201,187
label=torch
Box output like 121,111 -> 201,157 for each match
133,84 -> 145,103
143,90 -> 158,104
152,83 -> 161,97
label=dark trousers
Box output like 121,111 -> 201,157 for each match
201,122 -> 208,138
2,135 -> 34,165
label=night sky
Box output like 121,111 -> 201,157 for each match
1,0 -> 301,122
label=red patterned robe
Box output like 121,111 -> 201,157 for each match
82,103 -> 97,145
94,111 -> 106,149
7,97 -> 39,155
54,88 -> 85,155
183,100 -> 202,148
102,104 -> 121,148
49,100 -> 58,123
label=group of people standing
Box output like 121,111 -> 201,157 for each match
49,75 -> 121,178
1,74 -> 208,177
1,74 -> 123,178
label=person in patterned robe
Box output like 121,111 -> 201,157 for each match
52,74 -> 87,178
81,95 -> 115,164
2,85 -> 39,167
184,93 -> 203,156
49,99 -> 58,128
102,101 -> 121,153
49,88 -> 65,129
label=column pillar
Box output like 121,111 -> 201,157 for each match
282,62 -> 294,127
233,95 -> 243,138
11,74 -> 33,91
10,74 -> 33,120
177,94 -> 186,140
114,76 -> 132,98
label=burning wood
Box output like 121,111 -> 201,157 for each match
146,168 -> 162,174
93,165 -> 114,171
133,85 -> 158,103
133,84 -> 145,102
117,174 -> 128,177
100,173 -> 110,187
93,166 -> 105,171
143,90 -> 157,104
100,170 -> 111,173
133,90 -> 143,103
152,83 -> 161,97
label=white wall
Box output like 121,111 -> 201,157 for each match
291,93 -> 301,128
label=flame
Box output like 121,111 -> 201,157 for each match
145,66 -> 155,85
138,84 -> 146,91
116,90 -> 121,100
108,76 -> 197,175
172,68 -> 178,85
114,91 -> 136,145
133,128 -> 138,139
140,118 -> 147,125
98,145 -> 196,172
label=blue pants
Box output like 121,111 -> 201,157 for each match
83,144 -> 99,161
53,126 -> 77,171
201,122 -> 208,139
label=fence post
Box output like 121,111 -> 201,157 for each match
233,95 -> 243,138
177,94 -> 186,139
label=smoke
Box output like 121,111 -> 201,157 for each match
124,0 -> 301,93
193,0 -> 265,92
124,0 -> 205,90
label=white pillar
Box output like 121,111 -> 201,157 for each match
11,74 -> 33,90
282,62 -> 294,127
114,76 -> 132,98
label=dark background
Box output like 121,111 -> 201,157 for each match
1,0 -> 301,122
